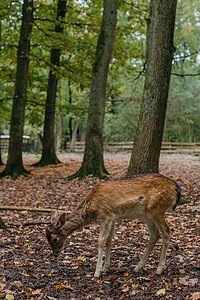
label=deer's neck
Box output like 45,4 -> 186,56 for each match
62,201 -> 96,237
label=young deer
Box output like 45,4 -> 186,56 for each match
46,173 -> 180,277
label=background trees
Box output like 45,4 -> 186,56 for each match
0,0 -> 199,178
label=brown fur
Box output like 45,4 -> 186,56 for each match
46,173 -> 180,277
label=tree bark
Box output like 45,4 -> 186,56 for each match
0,137 -> 3,165
56,81 -> 63,152
69,120 -> 79,152
127,0 -> 177,175
68,0 -> 118,179
0,0 -> 33,179
56,112 -> 63,152
35,0 -> 66,166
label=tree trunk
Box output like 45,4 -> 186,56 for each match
0,137 -> 3,165
0,152 -> 3,166
56,112 -> 63,152
35,0 -> 66,167
127,0 -> 177,175
69,120 -> 79,152
0,0 -> 33,179
68,0 -> 118,179
56,81 -> 63,152
68,80 -> 73,142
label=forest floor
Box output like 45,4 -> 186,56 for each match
0,152 -> 200,300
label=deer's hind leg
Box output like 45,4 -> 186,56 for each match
94,219 -> 114,278
134,218 -> 160,273
153,216 -> 170,274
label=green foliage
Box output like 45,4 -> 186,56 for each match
104,100 -> 140,142
1,0 -> 199,144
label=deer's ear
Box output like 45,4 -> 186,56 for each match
58,213 -> 66,227
51,211 -> 58,223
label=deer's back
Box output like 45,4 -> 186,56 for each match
87,174 -> 179,221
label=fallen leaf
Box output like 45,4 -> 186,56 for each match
180,277 -> 198,286
179,268 -> 185,274
6,295 -> 14,300
54,284 -> 73,290
32,289 -> 42,295
122,286 -> 129,292
156,288 -> 166,296
10,281 -> 23,288
190,292 -> 200,300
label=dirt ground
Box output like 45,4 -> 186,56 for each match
0,152 -> 200,299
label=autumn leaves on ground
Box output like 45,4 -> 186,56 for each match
0,152 -> 199,300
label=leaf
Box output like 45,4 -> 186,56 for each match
10,281 -> 23,288
122,286 -> 129,293
180,277 -> 198,286
156,288 -> 166,296
191,292 -> 200,300
32,289 -> 42,295
6,295 -> 14,300
54,284 -> 73,290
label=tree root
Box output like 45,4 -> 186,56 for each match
0,167 -> 30,179
33,155 -> 61,167
67,165 -> 109,181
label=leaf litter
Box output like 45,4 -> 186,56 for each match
0,152 -> 200,299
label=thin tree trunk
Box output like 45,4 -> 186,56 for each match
0,137 -> 3,165
69,120 -> 79,152
0,26 -> 3,166
0,0 -> 33,179
56,112 -> 63,152
127,0 -> 177,175
68,0 -> 118,179
68,80 -> 73,142
35,0 -> 66,166
56,81 -> 63,152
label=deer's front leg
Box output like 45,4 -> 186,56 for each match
94,220 -> 113,278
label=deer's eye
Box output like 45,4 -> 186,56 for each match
52,237 -> 58,244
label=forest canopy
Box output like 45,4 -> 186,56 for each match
1,0 -> 200,147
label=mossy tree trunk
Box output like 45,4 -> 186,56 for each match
0,0 -> 33,179
127,0 -> 177,176
35,0 -> 66,167
68,0 -> 118,180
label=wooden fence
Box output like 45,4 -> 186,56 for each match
1,138 -> 200,154
73,141 -> 200,154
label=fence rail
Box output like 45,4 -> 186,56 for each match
74,141 -> 200,154
1,139 -> 200,154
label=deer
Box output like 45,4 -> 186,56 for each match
46,173 -> 180,278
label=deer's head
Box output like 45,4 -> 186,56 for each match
46,212 -> 67,257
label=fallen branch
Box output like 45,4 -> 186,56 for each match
7,221 -> 50,228
0,205 -> 70,214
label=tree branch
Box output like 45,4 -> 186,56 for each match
171,72 -> 200,77
173,51 -> 199,61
